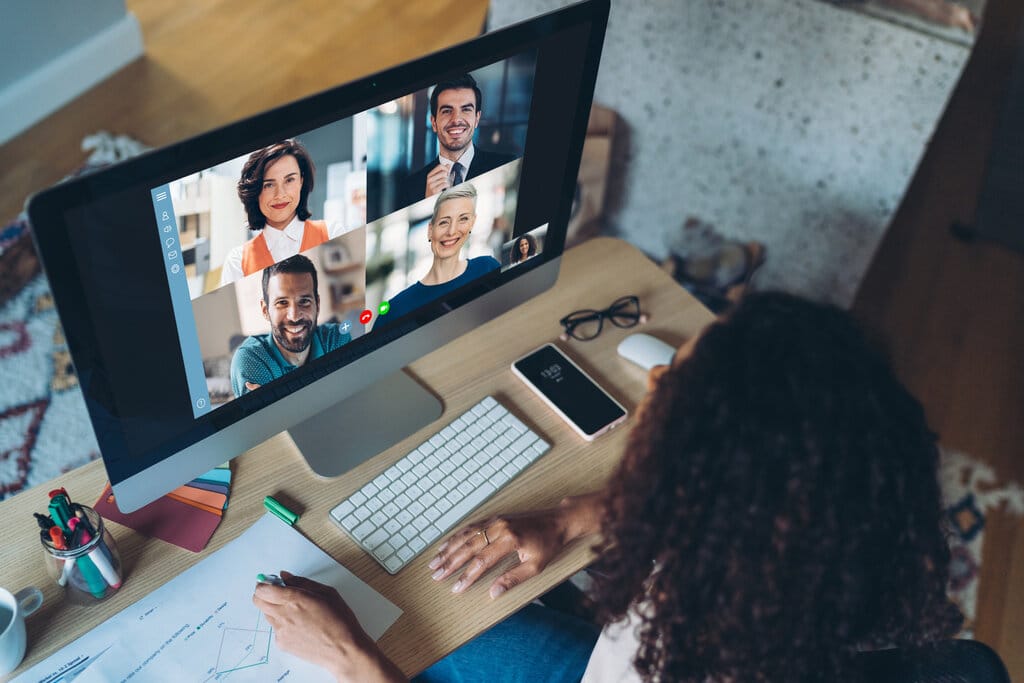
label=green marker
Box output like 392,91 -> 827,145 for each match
263,496 -> 298,526
257,573 -> 287,586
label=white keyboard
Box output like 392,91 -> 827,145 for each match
329,396 -> 550,574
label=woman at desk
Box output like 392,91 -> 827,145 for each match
385,183 -> 500,320
253,293 -> 960,683
220,139 -> 344,285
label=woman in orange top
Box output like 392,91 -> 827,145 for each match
220,139 -> 341,285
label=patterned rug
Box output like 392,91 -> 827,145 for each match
1,135 -> 1022,630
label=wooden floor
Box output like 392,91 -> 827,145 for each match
852,0 -> 1024,677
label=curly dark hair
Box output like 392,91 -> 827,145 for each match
510,234 -> 538,263
237,139 -> 315,231
590,292 -> 961,682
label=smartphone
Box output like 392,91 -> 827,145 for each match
512,343 -> 628,441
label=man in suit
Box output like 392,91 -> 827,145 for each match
399,73 -> 516,208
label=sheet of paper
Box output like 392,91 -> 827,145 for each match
15,514 -> 402,682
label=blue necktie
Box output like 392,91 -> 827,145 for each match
450,162 -> 464,186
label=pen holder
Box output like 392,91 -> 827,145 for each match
40,505 -> 123,603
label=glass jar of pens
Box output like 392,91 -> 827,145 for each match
37,490 -> 123,603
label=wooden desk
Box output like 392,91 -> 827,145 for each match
0,237 -> 714,678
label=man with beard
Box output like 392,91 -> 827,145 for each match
398,73 -> 516,208
230,254 -> 351,397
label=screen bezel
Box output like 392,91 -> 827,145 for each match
27,0 -> 609,511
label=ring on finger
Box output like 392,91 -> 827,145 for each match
476,528 -> 491,546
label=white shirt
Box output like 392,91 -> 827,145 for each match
438,142 -> 476,182
581,611 -> 644,683
219,216 -> 346,285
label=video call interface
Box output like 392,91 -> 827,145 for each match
150,49 -> 548,418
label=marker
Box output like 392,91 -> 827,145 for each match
256,573 -> 287,587
49,526 -> 75,587
48,493 -> 74,533
263,496 -> 298,526
70,518 -> 121,589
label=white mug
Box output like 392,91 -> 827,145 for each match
0,586 -> 43,675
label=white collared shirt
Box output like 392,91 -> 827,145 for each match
437,142 -> 476,181
220,215 -> 345,285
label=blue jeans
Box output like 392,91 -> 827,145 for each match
413,603 -> 601,683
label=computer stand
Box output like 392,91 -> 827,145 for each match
288,369 -> 443,478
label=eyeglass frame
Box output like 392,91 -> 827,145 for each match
559,295 -> 647,341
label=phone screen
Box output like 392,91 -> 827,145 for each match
513,345 -> 626,437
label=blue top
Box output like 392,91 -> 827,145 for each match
230,322 -> 352,397
386,256 -> 501,320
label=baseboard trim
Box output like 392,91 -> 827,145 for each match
0,13 -> 144,145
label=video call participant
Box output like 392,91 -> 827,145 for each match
221,139 -> 346,285
230,254 -> 351,397
398,74 -> 515,208
385,184 -> 500,320
252,293 -> 961,682
509,233 -> 538,266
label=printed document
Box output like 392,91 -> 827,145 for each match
16,513 -> 402,682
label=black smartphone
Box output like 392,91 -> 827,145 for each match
511,343 -> 628,441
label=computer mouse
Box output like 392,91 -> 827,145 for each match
617,333 -> 677,371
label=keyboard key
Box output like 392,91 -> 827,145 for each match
373,541 -> 396,561
364,528 -> 390,551
330,500 -> 355,521
351,520 -> 375,541
384,555 -> 403,573
364,495 -> 385,513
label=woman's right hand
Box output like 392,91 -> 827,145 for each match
428,492 -> 604,599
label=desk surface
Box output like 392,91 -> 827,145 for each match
1,237 -> 714,678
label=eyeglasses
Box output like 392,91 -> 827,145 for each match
559,295 -> 646,341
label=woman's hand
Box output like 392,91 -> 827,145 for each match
428,492 -> 605,599
252,571 -> 406,683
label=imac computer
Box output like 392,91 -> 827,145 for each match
27,0 -> 609,513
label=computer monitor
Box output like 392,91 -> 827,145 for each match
26,0 -> 609,512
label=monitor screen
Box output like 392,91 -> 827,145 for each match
27,0 -> 608,511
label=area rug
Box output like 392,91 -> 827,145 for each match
940,447 -> 1024,633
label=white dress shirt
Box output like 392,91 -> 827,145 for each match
219,216 -> 346,286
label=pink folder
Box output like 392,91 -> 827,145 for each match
94,484 -> 221,553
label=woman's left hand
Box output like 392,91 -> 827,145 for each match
252,571 -> 406,683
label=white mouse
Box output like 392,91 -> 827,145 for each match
617,333 -> 677,371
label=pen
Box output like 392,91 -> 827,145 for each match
263,496 -> 299,526
49,526 -> 74,587
256,573 -> 287,587
69,517 -> 122,589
